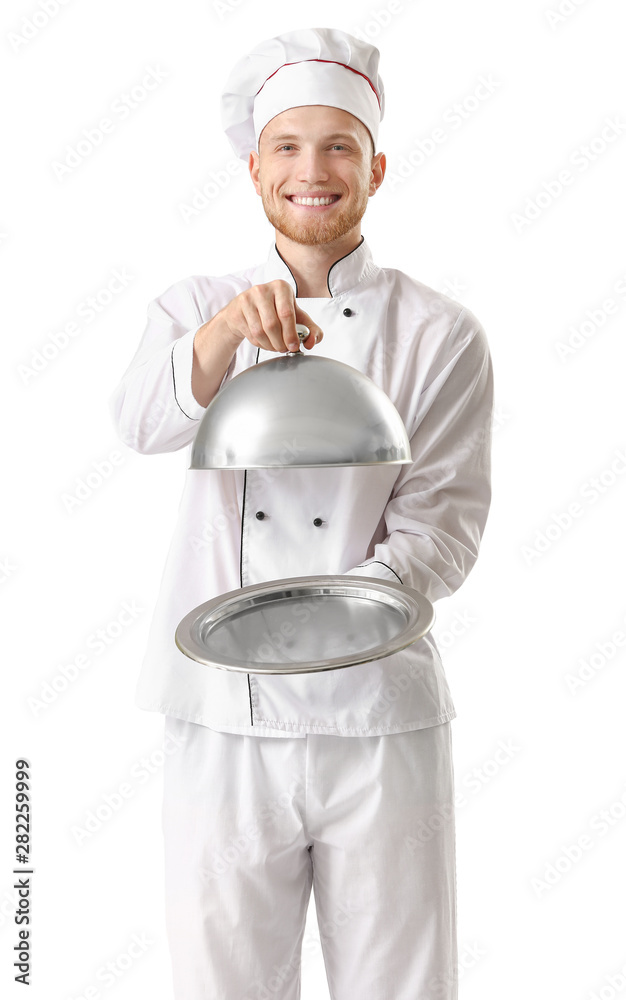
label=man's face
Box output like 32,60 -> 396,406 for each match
249,105 -> 385,247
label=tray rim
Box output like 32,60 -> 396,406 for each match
174,574 -> 435,674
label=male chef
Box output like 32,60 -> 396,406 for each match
110,26 -> 493,1000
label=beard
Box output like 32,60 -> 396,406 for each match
260,185 -> 369,246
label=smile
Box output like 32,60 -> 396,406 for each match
287,195 -> 340,207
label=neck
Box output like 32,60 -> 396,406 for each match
275,229 -> 363,298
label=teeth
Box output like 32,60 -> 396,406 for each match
291,196 -> 337,206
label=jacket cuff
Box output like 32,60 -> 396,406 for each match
343,561 -> 403,585
171,327 -> 208,421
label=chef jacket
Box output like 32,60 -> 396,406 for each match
110,238 -> 493,738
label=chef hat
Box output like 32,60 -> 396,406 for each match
221,27 -> 385,160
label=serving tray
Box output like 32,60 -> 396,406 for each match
175,575 -> 434,674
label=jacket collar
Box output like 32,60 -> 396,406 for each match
252,237 -> 379,298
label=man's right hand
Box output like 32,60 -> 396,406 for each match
191,280 -> 324,407
213,279 -> 323,353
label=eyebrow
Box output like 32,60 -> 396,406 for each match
265,131 -> 359,143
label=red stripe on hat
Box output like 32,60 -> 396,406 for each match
255,59 -> 381,109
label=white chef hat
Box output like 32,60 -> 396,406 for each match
221,27 -> 385,160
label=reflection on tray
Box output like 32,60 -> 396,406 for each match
200,595 -> 408,666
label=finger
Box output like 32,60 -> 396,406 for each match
295,306 -> 324,350
238,299 -> 276,352
255,292 -> 293,352
271,283 -> 300,351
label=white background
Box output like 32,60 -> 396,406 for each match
1,0 -> 625,997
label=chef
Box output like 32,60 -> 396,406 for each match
110,26 -> 493,1000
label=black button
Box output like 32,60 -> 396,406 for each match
343,308 -> 353,317
255,511 -> 265,520
313,517 -> 323,527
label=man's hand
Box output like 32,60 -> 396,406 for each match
191,280 -> 324,407
216,279 -> 323,353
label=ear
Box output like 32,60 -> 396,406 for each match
369,152 -> 386,196
249,151 -> 262,196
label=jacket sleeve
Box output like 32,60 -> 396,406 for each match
109,278 -> 237,454
345,309 -> 494,604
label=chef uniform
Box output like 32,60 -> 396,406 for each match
110,27 -> 493,1000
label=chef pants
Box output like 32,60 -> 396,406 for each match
161,716 -> 457,1000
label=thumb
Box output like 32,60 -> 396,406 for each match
294,305 -> 324,350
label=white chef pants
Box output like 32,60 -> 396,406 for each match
161,717 -> 457,1000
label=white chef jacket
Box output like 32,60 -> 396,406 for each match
110,237 -> 493,738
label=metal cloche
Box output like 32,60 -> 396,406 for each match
190,326 -> 412,470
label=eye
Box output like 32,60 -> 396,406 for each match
331,144 -> 346,151
278,144 -> 295,152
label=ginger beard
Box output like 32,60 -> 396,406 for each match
257,166 -> 372,246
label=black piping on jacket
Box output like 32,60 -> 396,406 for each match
274,236 -> 364,299
240,347 -> 261,724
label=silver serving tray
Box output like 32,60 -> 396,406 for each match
175,575 -> 434,674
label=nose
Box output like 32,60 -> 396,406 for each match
295,145 -> 331,184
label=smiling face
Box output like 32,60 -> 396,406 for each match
249,105 -> 385,247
